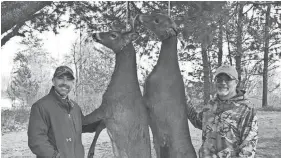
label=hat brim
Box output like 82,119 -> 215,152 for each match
55,72 -> 75,80
214,72 -> 236,80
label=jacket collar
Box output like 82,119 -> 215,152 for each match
49,86 -> 74,111
213,89 -> 246,102
210,89 -> 247,113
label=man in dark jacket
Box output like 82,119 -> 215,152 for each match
28,66 -> 100,158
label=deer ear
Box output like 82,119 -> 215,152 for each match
130,33 -> 139,41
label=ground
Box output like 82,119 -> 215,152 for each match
1,111 -> 281,158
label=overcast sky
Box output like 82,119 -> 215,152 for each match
1,25 -> 79,77
0,25 -> 79,101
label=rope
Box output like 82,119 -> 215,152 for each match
106,3 -> 109,32
168,1 -> 171,16
126,1 -> 130,31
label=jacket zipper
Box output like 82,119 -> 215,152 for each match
67,100 -> 77,133
68,113 -> 76,132
68,113 -> 77,156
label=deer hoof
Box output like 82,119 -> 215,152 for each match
87,152 -> 94,158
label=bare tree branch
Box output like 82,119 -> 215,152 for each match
131,2 -> 143,14
1,23 -> 25,46
1,12 -> 45,46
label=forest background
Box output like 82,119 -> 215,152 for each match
1,1 -> 281,157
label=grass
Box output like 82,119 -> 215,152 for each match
1,107 -> 30,135
1,111 -> 281,158
258,106 -> 281,112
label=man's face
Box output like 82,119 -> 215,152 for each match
215,73 -> 238,99
52,74 -> 74,98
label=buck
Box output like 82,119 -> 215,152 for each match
83,23 -> 151,158
136,13 -> 197,158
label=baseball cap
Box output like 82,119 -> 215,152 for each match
214,65 -> 238,80
53,66 -> 75,79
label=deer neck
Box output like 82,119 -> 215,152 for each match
157,35 -> 178,67
108,43 -> 139,90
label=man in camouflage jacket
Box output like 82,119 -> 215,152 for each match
187,65 -> 258,158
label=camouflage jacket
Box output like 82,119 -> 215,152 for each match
187,90 -> 258,158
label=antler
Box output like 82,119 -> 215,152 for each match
110,14 -> 140,33
112,22 -> 126,32
131,15 -> 139,32
123,15 -> 139,33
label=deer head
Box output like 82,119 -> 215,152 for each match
92,16 -> 140,53
92,30 -> 138,53
135,13 -> 178,41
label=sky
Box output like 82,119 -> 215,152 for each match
1,25 -> 79,76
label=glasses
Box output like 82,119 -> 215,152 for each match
215,77 -> 235,84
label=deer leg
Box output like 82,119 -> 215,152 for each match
83,106 -> 106,125
107,130 -> 120,158
149,115 -> 160,158
160,144 -> 170,158
82,120 -> 103,133
152,134 -> 160,158
145,98 -> 160,158
87,121 -> 106,158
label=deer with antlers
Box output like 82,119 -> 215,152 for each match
83,18 -> 151,158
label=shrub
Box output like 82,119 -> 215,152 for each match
1,107 -> 30,135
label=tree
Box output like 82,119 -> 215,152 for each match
63,34 -> 115,112
1,2 -> 51,34
217,19 -> 223,66
8,52 -> 39,106
262,4 -> 271,107
1,1 -> 103,46
174,1 -> 227,104
235,2 -> 245,87
6,35 -> 57,106
1,1 -> 51,46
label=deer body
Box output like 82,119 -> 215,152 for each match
138,14 -> 197,158
83,31 -> 151,158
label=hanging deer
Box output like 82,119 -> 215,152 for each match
136,13 -> 197,158
83,19 -> 151,158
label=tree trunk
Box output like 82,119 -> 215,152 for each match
226,28 -> 233,65
218,20 -> 223,66
201,42 -> 210,105
262,4 -> 271,107
235,2 -> 244,88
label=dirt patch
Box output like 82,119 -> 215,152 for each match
1,111 -> 280,157
255,111 -> 281,158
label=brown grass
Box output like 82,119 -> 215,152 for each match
1,111 -> 281,158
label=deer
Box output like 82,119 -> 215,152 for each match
135,13 -> 197,158
82,19 -> 151,158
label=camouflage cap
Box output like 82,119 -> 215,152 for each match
214,65 -> 238,80
53,66 -> 75,79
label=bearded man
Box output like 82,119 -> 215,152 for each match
187,65 -> 258,158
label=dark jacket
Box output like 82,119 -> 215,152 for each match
28,86 -> 84,158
